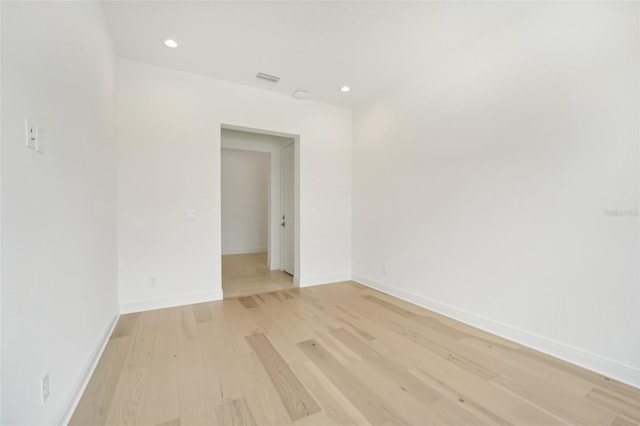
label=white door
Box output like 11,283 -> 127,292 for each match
281,142 -> 295,275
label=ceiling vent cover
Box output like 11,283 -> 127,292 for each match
256,72 -> 280,83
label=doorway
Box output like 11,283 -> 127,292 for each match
220,127 -> 298,298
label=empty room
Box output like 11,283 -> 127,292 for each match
1,1 -> 638,425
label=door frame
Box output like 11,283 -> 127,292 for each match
280,141 -> 295,276
220,123 -> 300,285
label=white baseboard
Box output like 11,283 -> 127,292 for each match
120,289 -> 223,314
298,273 -> 351,288
221,248 -> 267,255
351,273 -> 640,388
59,312 -> 120,425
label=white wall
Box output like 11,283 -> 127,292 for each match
117,59 -> 351,312
352,2 -> 639,386
221,129 -> 291,269
221,148 -> 269,255
1,2 -> 119,424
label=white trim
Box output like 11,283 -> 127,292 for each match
59,313 -> 120,425
280,140 -> 295,276
352,273 -> 640,388
221,248 -> 267,256
298,274 -> 351,288
120,289 -> 223,314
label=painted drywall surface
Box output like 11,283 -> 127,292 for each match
221,129 -> 290,269
353,2 -> 639,381
221,148 -> 269,255
117,59 -> 351,308
0,2 -> 119,424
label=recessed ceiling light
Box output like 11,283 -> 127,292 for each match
164,39 -> 178,48
341,86 -> 351,92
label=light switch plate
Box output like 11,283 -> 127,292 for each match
25,120 -> 37,150
35,127 -> 45,154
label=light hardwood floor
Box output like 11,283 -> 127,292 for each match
71,282 -> 640,426
222,252 -> 294,299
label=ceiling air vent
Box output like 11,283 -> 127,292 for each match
256,72 -> 280,83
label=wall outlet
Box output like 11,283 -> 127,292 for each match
183,209 -> 196,222
149,277 -> 156,287
41,373 -> 50,403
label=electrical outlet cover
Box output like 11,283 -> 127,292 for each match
183,209 -> 196,222
42,373 -> 50,403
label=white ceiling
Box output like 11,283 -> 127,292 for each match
101,1 -> 532,108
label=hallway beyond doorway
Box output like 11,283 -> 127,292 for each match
222,252 -> 294,298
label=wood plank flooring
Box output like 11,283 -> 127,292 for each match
71,282 -> 640,425
222,252 -> 294,299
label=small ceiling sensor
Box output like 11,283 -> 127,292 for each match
292,90 -> 309,100
164,39 -> 178,48
341,86 -> 351,92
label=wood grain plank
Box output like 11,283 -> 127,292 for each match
68,336 -> 131,425
140,309 -> 179,425
245,333 -> 320,421
297,338 -> 408,425
239,296 -> 258,309
110,313 -> 139,339
585,387 -> 640,422
377,312 -> 497,380
507,403 -> 568,426
222,252 -> 294,298
216,398 -> 257,426
515,345 -> 639,396
611,414 -> 640,426
295,360 -> 368,425
460,336 -> 594,396
363,294 -> 419,319
156,419 -> 180,426
407,362 -> 513,425
192,302 -> 213,323
336,318 -> 376,341
493,374 -> 617,426
176,327 -> 218,424
104,311 -> 158,425
331,327 -> 441,405
178,305 -> 198,340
